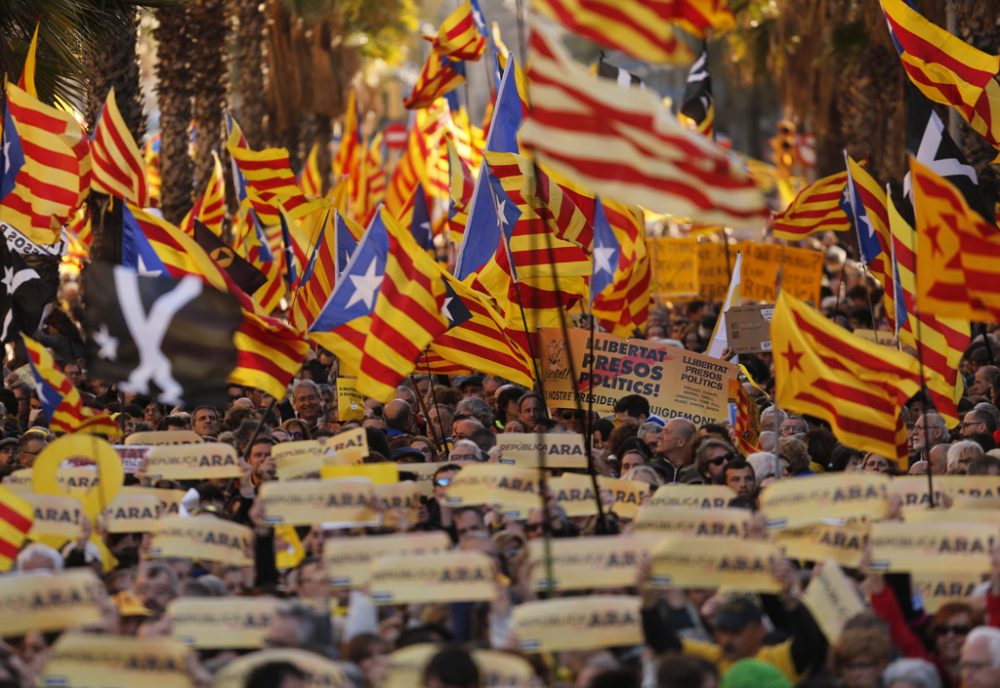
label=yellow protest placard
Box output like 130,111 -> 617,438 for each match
125,430 -> 203,446
323,531 -> 451,588
275,454 -> 325,481
598,476 -> 649,519
320,462 -> 399,485
32,434 -> 124,519
649,484 -> 736,510
539,327 -> 737,426
649,536 -> 781,593
549,472 -> 601,517
633,506 -> 751,538
168,597 -> 280,649
698,240 -> 731,302
148,515 -> 253,566
775,524 -> 869,569
383,645 -> 535,688
444,463 -> 542,513
23,493 -> 84,541
142,442 -> 242,481
495,433 -> 589,469
113,444 -> 150,474
147,488 -> 185,518
902,507 -> 1000,525
742,242 -> 823,305
0,569 -> 106,636
528,535 -> 661,591
760,472 -> 890,530
336,377 -> 366,421
273,439 -> 328,465
322,426 -> 369,464
40,633 -> 193,688
890,476 -> 1000,509
212,648 -> 347,688
3,468 -> 32,491
870,521 -> 997,574
802,560 -> 867,644
260,478 -> 377,526
913,571 -> 987,613
512,596 -> 643,653
374,481 -> 421,528
369,551 -> 497,605
396,462 -> 447,497
103,488 -> 162,533
651,236 -> 699,299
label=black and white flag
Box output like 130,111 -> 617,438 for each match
0,236 -> 56,342
83,264 -> 243,408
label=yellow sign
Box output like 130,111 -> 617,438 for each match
444,463 -> 542,514
633,506 -> 751,538
495,432 -> 589,469
539,327 -> 737,426
760,473 -> 890,530
0,569 -> 106,636
890,476 -> 1000,509
2,468 -> 32,491
148,515 -> 253,566
651,236 -> 699,298
396,462 -> 446,497
322,426 -> 369,464
260,478 -> 377,526
320,462 -> 399,485
512,596 -> 642,652
369,551 -> 497,605
698,240 -> 731,302
598,476 -> 649,519
649,483 -> 736,510
374,481 -> 421,528
147,488 -> 185,518
23,493 -> 84,541
529,535 -> 660,591
649,536 -> 781,593
742,242 -> 823,305
870,521 -> 997,574
336,377 -> 366,421
383,644 -> 535,688
913,571 -> 987,613
125,430 -> 203,446
142,442 -> 242,481
548,472 -> 601,517
32,434 -> 124,519
323,532 -> 451,589
103,488 -> 162,533
168,597 -> 279,649
213,648 -> 347,688
775,524 -> 869,569
802,560 -> 867,644
40,633 -> 193,688
275,454 -> 325,481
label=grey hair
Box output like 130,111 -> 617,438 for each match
757,431 -> 777,452
16,543 -> 63,571
274,600 -> 329,651
921,411 -> 947,435
966,626 -> 1000,668
947,440 -> 984,470
292,379 -> 320,397
451,439 -> 483,461
637,422 -> 661,442
746,452 -> 780,481
455,397 -> 494,428
882,658 -> 941,688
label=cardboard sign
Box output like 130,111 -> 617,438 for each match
633,506 -> 751,538
322,426 -> 369,464
649,536 -> 781,592
529,535 -> 660,591
495,433 -> 589,469
103,488 -> 162,533
802,560 -> 867,644
33,434 -> 124,519
869,521 -> 997,574
276,455 -> 325,481
323,532 -> 451,588
336,378 -> 366,421
40,633 -> 193,688
725,304 -> 774,354
512,596 -> 643,652
760,473 -> 890,530
548,472 -> 601,517
651,236 -> 699,298
913,571 -> 987,613
2,468 -> 32,491
320,462 -> 399,485
775,524 -> 869,569
168,597 -> 279,649
114,444 -> 151,474
444,463 -> 542,513
539,327 -> 737,426
124,430 -> 203,446
396,462 -> 447,497
143,442 -> 242,480
213,648 -> 347,688
890,476 -> 1000,510
147,488 -> 185,518
259,478 -> 377,526
374,481 -> 421,528
23,493 -> 84,540
3,221 -> 65,256
148,515 -> 253,566
384,644 -> 535,688
697,240 -> 731,302
742,242 -> 823,305
0,569 -> 106,636
598,476 -> 649,519
649,484 -> 736,510
369,551 -> 497,605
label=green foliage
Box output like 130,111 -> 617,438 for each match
279,0 -> 418,64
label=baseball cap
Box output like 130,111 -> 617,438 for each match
713,597 -> 763,631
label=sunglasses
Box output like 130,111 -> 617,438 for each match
936,624 -> 971,636
709,456 -> 729,466
434,477 -> 452,487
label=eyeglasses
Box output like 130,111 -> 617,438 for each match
434,477 -> 452,487
709,456 -> 729,466
936,624 -> 971,636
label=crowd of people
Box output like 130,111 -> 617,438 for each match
1,241 -> 1000,688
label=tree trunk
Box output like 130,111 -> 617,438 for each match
85,7 -> 145,141
190,0 -> 229,195
155,5 -> 195,225
231,0 -> 269,147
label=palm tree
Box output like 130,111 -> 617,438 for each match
190,0 -> 229,192
154,3 -> 195,224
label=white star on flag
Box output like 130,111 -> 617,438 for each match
94,324 -> 119,361
345,258 -> 382,309
593,246 -> 617,275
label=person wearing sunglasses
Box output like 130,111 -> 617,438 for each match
694,439 -> 738,485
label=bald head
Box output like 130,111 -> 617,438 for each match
384,399 -> 412,433
656,418 -> 697,465
972,365 -> 999,397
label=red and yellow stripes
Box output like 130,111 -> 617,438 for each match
91,87 -> 148,207
0,485 -> 33,572
181,152 -> 226,235
772,170 -> 851,241
385,102 -> 449,218
434,1 -> 487,61
404,51 -> 466,111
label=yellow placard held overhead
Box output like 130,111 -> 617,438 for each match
801,560 -> 867,644
528,535 -> 661,592
649,536 -> 782,593
512,596 -> 643,653
259,478 -> 377,526
651,236 -> 699,299
760,473 -> 891,530
633,505 -> 751,538
368,551 -> 498,605
103,487 -> 163,533
323,531 -> 451,589
40,633 -> 194,688
148,516 -> 253,566
168,597 -> 280,649
212,648 -> 348,688
495,433 -> 589,469
142,442 -> 242,481
649,483 -> 736,510
0,569 -> 107,637
869,521 -> 997,574
336,377 -> 366,421
741,242 -> 823,305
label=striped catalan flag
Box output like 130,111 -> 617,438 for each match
887,181 -> 968,426
404,51 -> 467,111
520,26 -> 766,229
351,133 -> 387,226
772,170 -> 851,241
143,134 -> 161,208
181,151 -> 226,235
333,91 -> 361,180
772,292 -> 922,463
434,0 -> 487,61
447,138 -> 475,241
0,485 -> 32,572
0,83 -> 90,245
881,0 -> 1000,155
23,335 -> 119,436
731,367 -> 763,458
290,208 -> 336,331
90,87 -> 148,207
16,23 -> 40,97
385,102 -> 449,218
300,143 -> 324,198
357,209 -> 449,402
592,199 -> 652,337
530,0 -> 694,64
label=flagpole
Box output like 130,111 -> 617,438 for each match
421,351 -> 452,455
408,369 -> 438,448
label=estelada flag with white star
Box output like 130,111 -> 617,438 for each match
23,335 -> 118,436
772,291 -> 922,463
82,264 -> 243,409
0,237 -> 55,342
